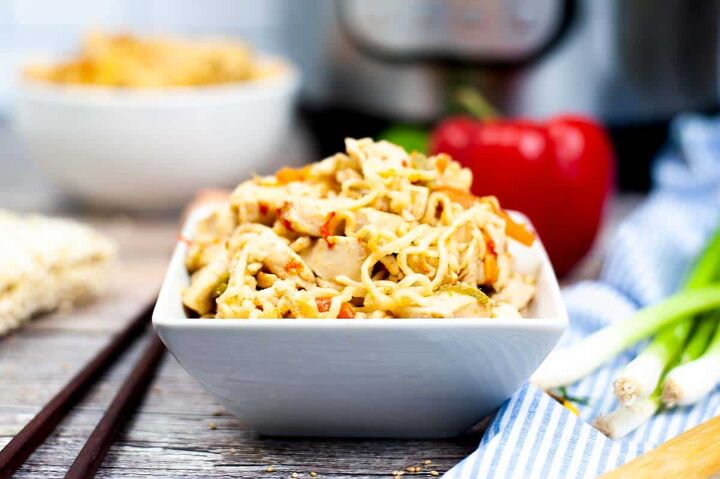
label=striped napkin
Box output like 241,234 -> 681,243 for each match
443,114 -> 720,479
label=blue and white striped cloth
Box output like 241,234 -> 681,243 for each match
444,114 -> 720,479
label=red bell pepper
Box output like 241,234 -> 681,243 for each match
430,109 -> 615,276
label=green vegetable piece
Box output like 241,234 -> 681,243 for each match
439,283 -> 490,305
380,125 -> 430,154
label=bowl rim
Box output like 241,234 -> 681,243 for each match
17,55 -> 300,107
153,204 -> 569,331
154,315 -> 567,331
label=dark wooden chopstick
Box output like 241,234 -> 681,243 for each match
0,300 -> 156,479
65,332 -> 165,478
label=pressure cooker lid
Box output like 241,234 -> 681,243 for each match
337,0 -> 574,66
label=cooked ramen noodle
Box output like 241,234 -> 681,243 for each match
183,138 -> 537,319
24,31 -> 282,88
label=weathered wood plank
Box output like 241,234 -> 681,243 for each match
3,337 -> 477,478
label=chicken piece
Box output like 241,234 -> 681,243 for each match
493,273 -> 536,311
247,230 -> 315,287
394,292 -> 491,318
388,185 -> 429,221
185,204 -> 236,273
346,138 -> 409,175
311,152 -> 359,179
182,253 -> 229,315
230,180 -> 329,225
491,303 -> 522,318
230,182 -> 284,225
352,208 -> 406,234
278,197 -> 355,237
301,236 -> 368,282
433,157 -> 473,191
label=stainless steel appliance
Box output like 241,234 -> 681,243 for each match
285,0 -> 720,188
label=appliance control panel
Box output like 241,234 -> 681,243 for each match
338,0 -> 566,63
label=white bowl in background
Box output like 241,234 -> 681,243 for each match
153,206 -> 567,438
15,61 -> 300,210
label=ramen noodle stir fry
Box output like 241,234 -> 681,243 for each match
24,31 -> 282,88
183,139 -> 538,319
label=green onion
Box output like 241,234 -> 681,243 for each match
662,312 -> 720,406
612,319 -> 693,405
439,283 -> 490,305
611,227 -> 720,404
531,286 -> 720,390
595,323 -> 716,438
595,316 -> 718,438
684,228 -> 720,289
680,315 -> 717,362
593,395 -> 661,439
557,386 -> 590,406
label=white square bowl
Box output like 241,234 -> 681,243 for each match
153,207 -> 567,438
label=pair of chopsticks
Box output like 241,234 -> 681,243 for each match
0,299 -> 164,479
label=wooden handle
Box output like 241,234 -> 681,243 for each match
600,414 -> 720,479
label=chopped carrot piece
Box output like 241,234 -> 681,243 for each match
285,260 -> 303,273
479,196 -> 536,246
497,209 -> 536,246
435,154 -> 450,173
483,252 -> 499,284
433,186 -> 477,208
338,302 -> 355,319
316,297 -> 331,313
276,166 -> 307,184
435,187 -> 535,246
315,297 -> 355,318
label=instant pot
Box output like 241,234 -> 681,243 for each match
286,0 -> 720,190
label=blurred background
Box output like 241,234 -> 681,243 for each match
2,0 -> 719,212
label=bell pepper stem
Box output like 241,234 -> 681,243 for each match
455,87 -> 499,121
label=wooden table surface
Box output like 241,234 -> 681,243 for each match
0,125 -> 639,478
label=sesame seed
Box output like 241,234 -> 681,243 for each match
424,460 -> 432,465
229,447 -> 236,454
208,422 -> 217,430
414,466 -> 422,473
406,467 -> 415,473
291,473 -> 298,478
430,471 -> 440,477
265,466 -> 274,472
310,472 -> 318,477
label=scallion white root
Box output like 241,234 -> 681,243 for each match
531,286 -> 720,390
593,396 -> 660,439
662,315 -> 720,407
613,352 -> 667,406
